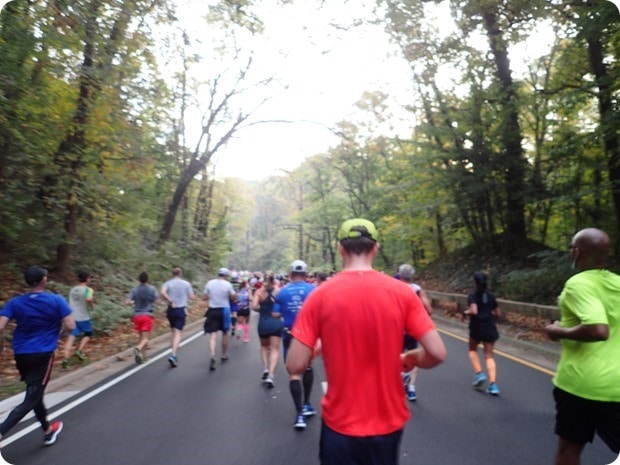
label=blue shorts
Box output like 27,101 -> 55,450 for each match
71,320 -> 93,337
319,421 -> 403,465
167,307 -> 186,330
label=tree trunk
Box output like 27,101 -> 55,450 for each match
52,4 -> 98,273
159,167 -> 198,243
482,9 -> 527,238
587,36 -> 620,229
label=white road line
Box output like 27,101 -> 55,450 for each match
0,330 -> 204,448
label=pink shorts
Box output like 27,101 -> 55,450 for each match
133,314 -> 154,332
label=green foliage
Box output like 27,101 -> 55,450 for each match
1,0 -> 620,331
498,251 -> 573,305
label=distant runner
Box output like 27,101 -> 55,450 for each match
273,260 -> 316,430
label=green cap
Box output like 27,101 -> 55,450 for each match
338,218 -> 379,242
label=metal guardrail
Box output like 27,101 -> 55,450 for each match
425,290 -> 560,321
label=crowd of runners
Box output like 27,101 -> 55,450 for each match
0,222 -> 618,465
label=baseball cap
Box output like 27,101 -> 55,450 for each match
218,267 -> 230,276
24,266 -> 48,286
337,218 -> 379,242
290,260 -> 308,273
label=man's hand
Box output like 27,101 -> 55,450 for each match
545,321 -> 562,341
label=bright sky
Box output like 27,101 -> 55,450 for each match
178,0 -> 415,181
176,0 -> 566,182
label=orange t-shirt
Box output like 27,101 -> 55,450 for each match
291,269 -> 435,436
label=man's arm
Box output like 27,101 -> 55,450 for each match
286,338 -> 313,376
86,287 -> 95,311
545,321 -> 609,342
401,329 -> 447,371
418,289 -> 433,315
61,314 -> 76,337
160,285 -> 174,307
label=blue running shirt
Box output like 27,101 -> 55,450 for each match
275,281 -> 315,329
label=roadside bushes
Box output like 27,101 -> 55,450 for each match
498,251 -> 573,305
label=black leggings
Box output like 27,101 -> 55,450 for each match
0,353 -> 54,436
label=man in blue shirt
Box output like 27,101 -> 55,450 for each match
0,266 -> 75,447
274,260 -> 316,430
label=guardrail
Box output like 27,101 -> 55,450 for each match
425,290 -> 560,321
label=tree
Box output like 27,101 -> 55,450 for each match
157,8 -> 278,243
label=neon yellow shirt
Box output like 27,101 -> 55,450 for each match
553,269 -> 620,401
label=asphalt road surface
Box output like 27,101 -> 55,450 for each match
0,319 -> 617,465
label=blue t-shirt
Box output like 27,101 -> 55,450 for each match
0,292 -> 72,354
274,281 -> 315,329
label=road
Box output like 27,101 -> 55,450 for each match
0,318 -> 616,465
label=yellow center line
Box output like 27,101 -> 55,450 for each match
438,327 -> 557,377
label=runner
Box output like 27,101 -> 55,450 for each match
251,271 -> 282,388
0,266 -> 75,447
286,219 -> 446,465
462,271 -> 501,395
61,271 -> 95,368
235,281 -> 251,342
160,267 -> 195,367
273,260 -> 316,430
398,264 -> 433,401
125,271 -> 159,364
203,268 -> 237,371
545,228 -> 620,464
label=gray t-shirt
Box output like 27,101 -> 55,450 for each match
203,279 -> 236,308
162,277 -> 194,308
68,284 -> 93,321
129,284 -> 158,315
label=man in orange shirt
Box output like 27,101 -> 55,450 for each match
286,218 -> 447,465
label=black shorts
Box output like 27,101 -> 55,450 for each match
204,308 -> 226,333
469,322 -> 499,343
237,307 -> 250,318
14,352 -> 55,385
319,421 -> 403,465
166,307 -> 186,330
554,387 -> 620,453
403,334 -> 418,351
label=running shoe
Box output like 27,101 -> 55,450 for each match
61,359 -> 69,369
221,354 -> 229,363
472,372 -> 487,388
210,357 -> 216,371
265,375 -> 275,388
168,354 -> 178,367
294,415 -> 306,430
43,421 -> 63,446
133,347 -> 143,364
75,350 -> 86,361
302,403 -> 317,416
243,337 -> 249,343
487,383 -> 500,396
261,369 -> 269,380
407,384 -> 417,402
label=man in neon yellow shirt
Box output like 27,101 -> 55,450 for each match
545,228 -> 620,465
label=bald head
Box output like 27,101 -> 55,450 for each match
571,228 -> 610,270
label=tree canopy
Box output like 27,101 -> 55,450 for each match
0,0 -> 618,286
